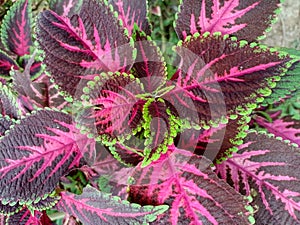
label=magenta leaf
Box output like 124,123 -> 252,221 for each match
56,185 -> 169,225
109,0 -> 151,36
256,115 -> 300,146
175,0 -> 282,42
37,0 -> 134,96
0,50 -> 18,78
0,110 -> 94,204
131,34 -> 168,93
128,146 -> 253,224
216,132 -> 300,224
165,33 -> 290,127
79,72 -> 144,143
49,0 -> 83,17
0,0 -> 32,56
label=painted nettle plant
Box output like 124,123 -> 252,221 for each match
0,0 -> 299,224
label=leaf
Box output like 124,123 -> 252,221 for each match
256,115 -> 300,146
3,207 -> 41,225
79,72 -> 144,143
175,0 -> 282,42
141,98 -> 180,166
0,109 -> 93,204
0,50 -> 18,78
56,185 -> 169,225
37,0 -> 134,96
0,0 -> 32,56
128,146 -> 253,224
109,0 -> 151,36
0,116 -> 13,138
131,34 -> 168,93
263,48 -> 300,105
0,83 -> 21,119
164,33 -> 290,127
216,132 -> 300,224
176,115 -> 249,163
49,0 -> 83,17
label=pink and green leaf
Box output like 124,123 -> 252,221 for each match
255,115 -> 300,146
263,48 -> 300,105
3,207 -> 42,225
79,72 -> 144,143
49,0 -> 83,17
216,132 -> 300,224
0,83 -> 21,119
0,110 -> 92,204
141,98 -> 180,166
131,33 -> 168,93
165,33 -> 291,127
109,0 -> 151,36
56,185 -> 169,225
129,146 -> 253,224
37,0 -> 134,96
0,0 -> 32,56
0,50 -> 18,78
176,115 -> 249,163
175,0 -> 282,42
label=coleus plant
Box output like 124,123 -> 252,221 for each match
0,0 -> 299,224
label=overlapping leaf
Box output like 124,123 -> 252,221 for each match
56,185 -> 169,225
216,132 -> 300,224
263,48 -> 300,105
176,115 -> 249,163
175,0 -> 282,42
0,83 -> 21,119
37,0 -> 134,96
109,0 -> 151,36
3,207 -> 41,225
131,33 -> 168,93
0,110 -> 94,204
0,50 -> 18,78
129,146 -> 253,224
79,72 -> 144,143
0,0 -> 32,56
49,0 -> 83,17
164,32 -> 290,127
256,115 -> 300,146
142,98 -> 180,166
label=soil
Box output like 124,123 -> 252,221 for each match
262,0 -> 300,49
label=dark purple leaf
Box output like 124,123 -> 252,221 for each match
49,0 -> 83,17
129,146 -> 253,224
216,132 -> 300,224
109,0 -> 151,36
0,0 -> 32,56
79,72 -> 144,143
37,0 -> 134,96
175,0 -> 282,42
0,50 -> 18,78
56,185 -> 168,225
131,34 -> 168,93
164,33 -> 290,126
256,115 -> 300,146
0,110 -> 94,204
